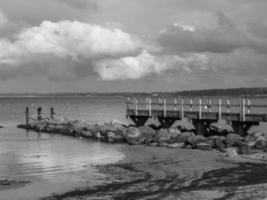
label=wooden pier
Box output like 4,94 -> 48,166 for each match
126,97 -> 267,135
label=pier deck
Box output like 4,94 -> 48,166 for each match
126,97 -> 267,135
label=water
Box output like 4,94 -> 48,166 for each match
0,96 -> 128,125
0,96 -> 126,199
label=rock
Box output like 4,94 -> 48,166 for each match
171,120 -> 195,132
197,142 -> 212,151
247,125 -> 261,135
214,137 -> 226,152
138,126 -> 155,138
245,131 -> 262,143
156,129 -> 171,143
186,135 -> 208,148
159,142 -> 169,148
225,133 -> 242,147
237,143 -> 251,155
209,121 -> 234,135
125,127 -> 144,145
81,130 -> 93,138
169,128 -> 181,140
145,118 -> 161,129
254,136 -> 267,149
176,132 -> 195,143
168,143 -> 184,148
36,122 -> 47,132
225,147 -> 239,157
106,131 -> 124,143
148,142 -> 159,147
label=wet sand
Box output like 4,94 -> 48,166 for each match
42,145 -> 267,200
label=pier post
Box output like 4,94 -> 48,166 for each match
247,99 -> 251,114
227,98 -> 230,113
37,107 -> 42,121
126,97 -> 130,119
134,98 -> 138,116
190,99 -> 193,112
148,98 -> 152,117
174,98 -> 177,111
218,97 -> 222,120
25,107 -> 29,127
163,98 -> 167,118
50,107 -> 55,119
208,99 -> 211,112
180,98 -> 184,119
199,98 -> 202,119
240,98 -> 246,121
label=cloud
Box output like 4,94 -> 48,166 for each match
0,19 -> 211,82
158,12 -> 267,55
94,50 -> 209,80
0,20 -> 144,80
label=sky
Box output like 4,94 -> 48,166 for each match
0,0 -> 267,93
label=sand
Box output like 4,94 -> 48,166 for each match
41,144 -> 267,200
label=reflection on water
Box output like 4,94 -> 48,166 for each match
0,127 -> 124,180
0,96 -> 126,199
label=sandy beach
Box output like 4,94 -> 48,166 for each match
41,144 -> 267,200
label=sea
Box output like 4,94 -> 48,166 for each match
0,95 -> 266,199
0,96 -> 127,200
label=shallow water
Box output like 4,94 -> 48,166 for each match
0,96 -> 126,199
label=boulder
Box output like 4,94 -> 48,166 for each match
169,128 -> 181,140
237,143 -> 251,155
138,126 -> 155,138
225,133 -> 242,147
171,120 -> 195,132
148,142 -> 159,147
245,131 -> 262,143
214,137 -> 226,152
186,135 -> 208,148
176,132 -> 195,143
254,136 -> 267,149
225,147 -> 239,157
247,125 -> 261,135
159,142 -> 169,148
156,129 -> 171,143
197,142 -> 213,151
168,143 -> 184,148
209,121 -> 233,135
80,130 -> 93,138
106,131 -> 124,143
125,127 -> 144,145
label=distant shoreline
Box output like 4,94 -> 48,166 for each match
1,87 -> 267,97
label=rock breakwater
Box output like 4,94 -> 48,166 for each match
17,118 -> 267,156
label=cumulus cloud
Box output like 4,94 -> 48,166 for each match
0,20 -> 145,80
0,19 -> 212,81
94,50 -> 209,80
158,12 -> 267,55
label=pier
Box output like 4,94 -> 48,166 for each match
126,97 -> 267,135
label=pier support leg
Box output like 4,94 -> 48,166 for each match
129,116 -> 149,127
192,120 -> 215,135
231,122 -> 259,136
158,117 -> 177,128
192,120 -> 205,135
